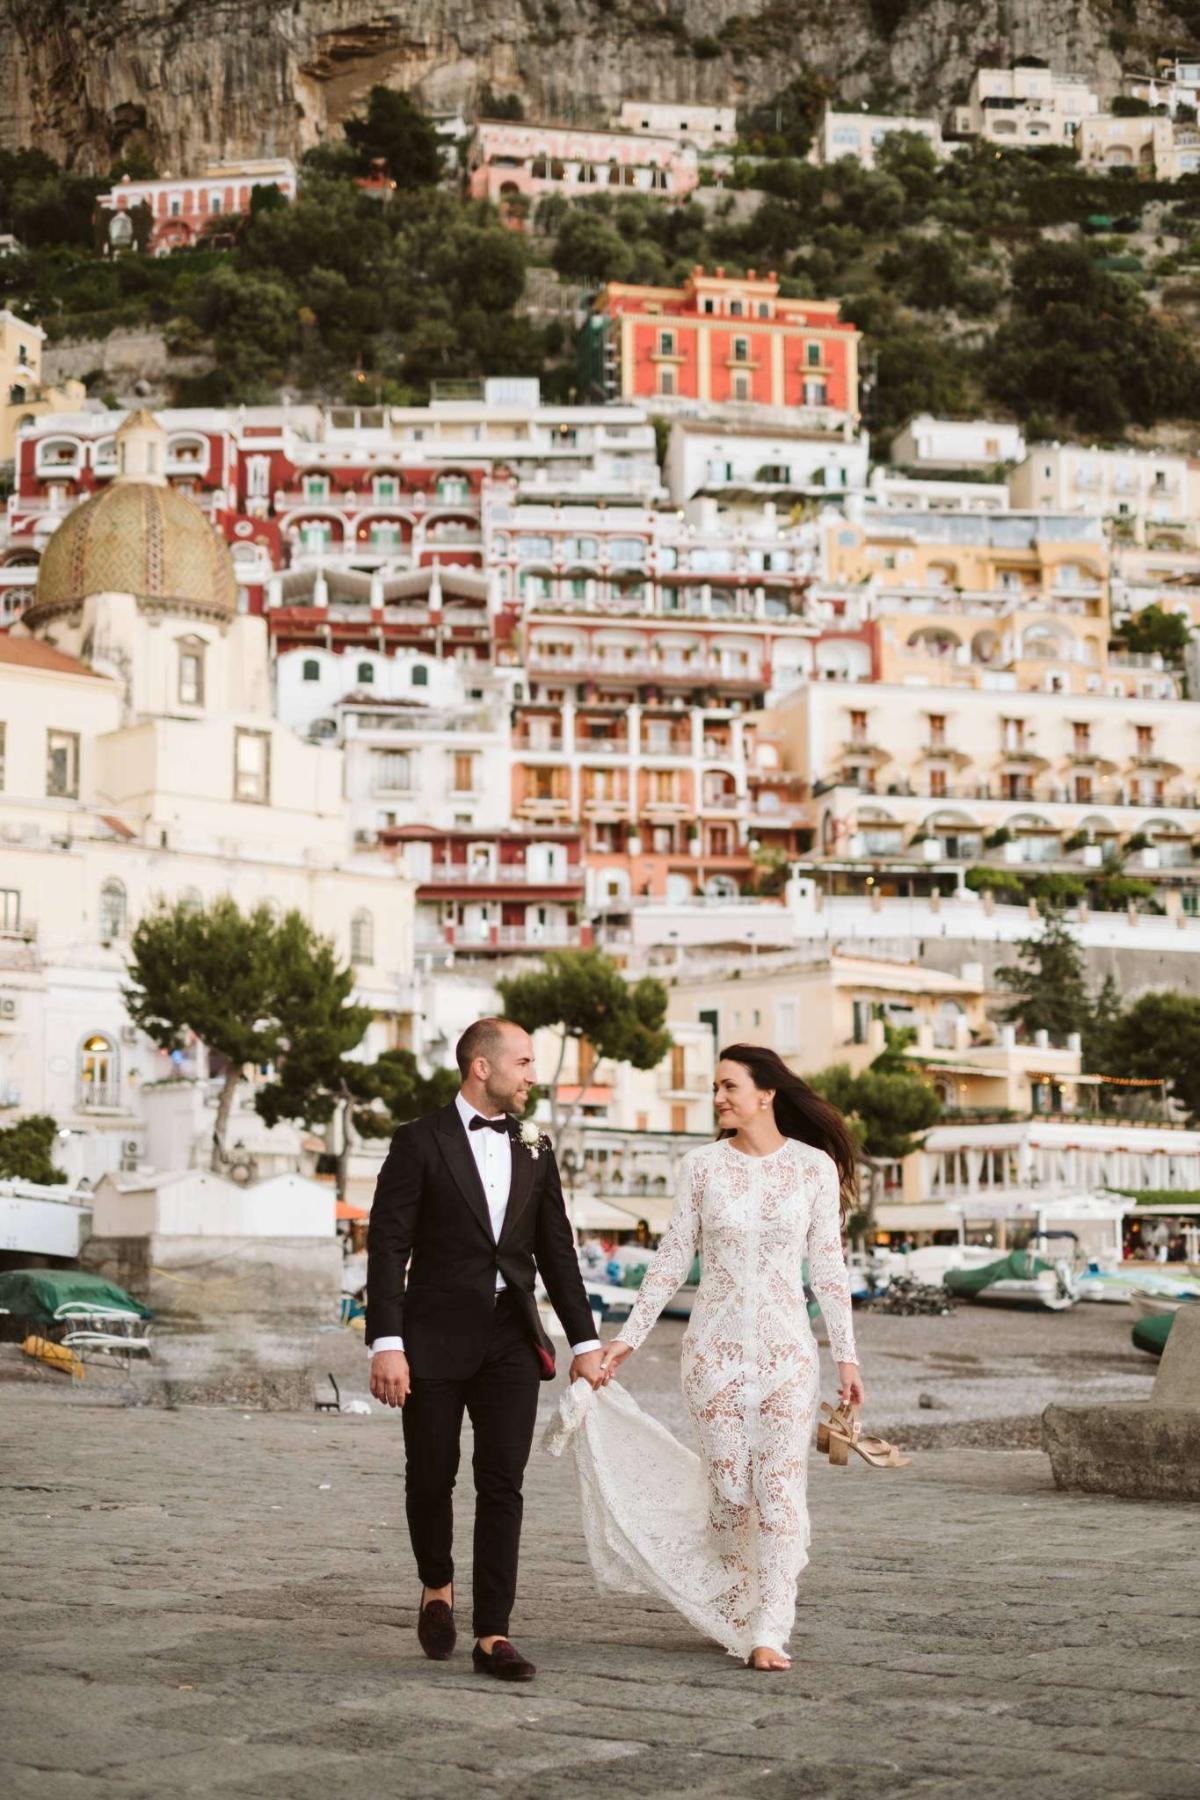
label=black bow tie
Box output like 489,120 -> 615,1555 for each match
469,1114 -> 510,1134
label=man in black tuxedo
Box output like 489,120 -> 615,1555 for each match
367,1016 -> 603,1682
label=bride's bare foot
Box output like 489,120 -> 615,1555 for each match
747,1646 -> 791,1671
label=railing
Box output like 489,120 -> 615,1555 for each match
525,655 -> 763,683
420,864 -> 584,886
811,776 -> 1200,810
78,1085 -> 123,1111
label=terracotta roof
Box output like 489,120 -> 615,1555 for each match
0,634 -> 105,678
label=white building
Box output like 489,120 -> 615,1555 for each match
617,100 -> 737,152
1009,443 -> 1198,547
863,469 -> 1012,514
0,410 -> 413,1182
1122,60 -> 1200,115
811,109 -> 944,168
953,65 -> 1099,147
275,642 -> 517,839
665,418 -> 869,505
890,414 -> 1026,470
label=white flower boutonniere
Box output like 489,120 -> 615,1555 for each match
518,1120 -> 550,1160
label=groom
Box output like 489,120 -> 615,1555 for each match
367,1016 -> 604,1682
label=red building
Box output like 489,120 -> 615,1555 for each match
384,827 -> 590,955
580,267 -> 860,422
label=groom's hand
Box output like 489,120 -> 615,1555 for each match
569,1349 -> 605,1390
370,1349 -> 411,1408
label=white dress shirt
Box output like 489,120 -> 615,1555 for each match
368,1091 -> 599,1358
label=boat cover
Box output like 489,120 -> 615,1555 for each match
1131,1312 -> 1175,1358
0,1269 -> 150,1324
943,1250 -> 1056,1297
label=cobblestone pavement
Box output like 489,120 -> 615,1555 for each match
2,1306 -> 1196,1800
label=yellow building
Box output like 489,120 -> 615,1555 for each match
665,950 -> 987,1077
0,309 -> 87,463
821,510 -> 1172,699
764,677 -> 1200,895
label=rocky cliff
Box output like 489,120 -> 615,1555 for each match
0,0 -> 1179,173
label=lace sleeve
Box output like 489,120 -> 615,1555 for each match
807,1151 -> 858,1366
616,1153 -> 703,1352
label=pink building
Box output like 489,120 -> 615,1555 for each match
95,159 -> 297,255
467,120 -> 698,210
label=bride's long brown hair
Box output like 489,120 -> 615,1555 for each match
716,1043 -> 858,1223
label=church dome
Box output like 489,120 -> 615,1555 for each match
26,413 -> 238,625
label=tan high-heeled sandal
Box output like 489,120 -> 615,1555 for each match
826,1403 -> 912,1469
816,1399 -> 855,1455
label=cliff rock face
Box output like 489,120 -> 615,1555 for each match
0,0 -> 1176,174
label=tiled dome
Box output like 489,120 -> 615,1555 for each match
28,444 -> 237,624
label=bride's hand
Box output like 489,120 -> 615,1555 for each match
597,1340 -> 633,1385
837,1363 -> 865,1407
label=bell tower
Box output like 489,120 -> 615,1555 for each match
115,408 -> 168,485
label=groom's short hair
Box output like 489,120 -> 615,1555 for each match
456,1016 -> 512,1078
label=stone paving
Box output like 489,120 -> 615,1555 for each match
1,1308 -> 1197,1800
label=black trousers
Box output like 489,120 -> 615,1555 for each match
401,1289 -> 541,1639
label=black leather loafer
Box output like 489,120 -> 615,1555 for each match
472,1638 -> 535,1681
417,1589 -> 456,1661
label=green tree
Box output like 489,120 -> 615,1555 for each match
986,241 -> 1200,432
352,1048 -> 460,1136
551,211 -> 635,283
0,1114 -> 66,1186
496,948 -> 672,1143
810,1030 -> 941,1228
995,907 -> 1093,1041
343,86 -> 442,188
126,897 -> 367,1172
1113,604 -> 1191,666
1099,991 -> 1200,1121
187,264 -> 299,386
250,914 -> 373,1200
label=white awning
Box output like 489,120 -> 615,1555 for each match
873,1204 -> 957,1231
570,1194 -> 675,1232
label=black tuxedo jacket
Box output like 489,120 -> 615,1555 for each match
365,1101 -> 596,1381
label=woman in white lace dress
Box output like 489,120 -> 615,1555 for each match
592,1045 -> 863,1671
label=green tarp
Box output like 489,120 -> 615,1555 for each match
1131,1312 -> 1175,1358
0,1269 -> 149,1325
943,1250 -> 1056,1298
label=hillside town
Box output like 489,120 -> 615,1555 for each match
2,27 -> 1200,1799
7,145 -> 1200,1236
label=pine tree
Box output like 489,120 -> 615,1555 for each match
995,906 -> 1092,1042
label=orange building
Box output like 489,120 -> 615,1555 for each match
579,268 -> 861,421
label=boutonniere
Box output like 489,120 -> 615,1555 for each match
518,1120 -> 551,1160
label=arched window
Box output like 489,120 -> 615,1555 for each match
350,909 -> 374,965
302,658 -> 320,682
79,1033 -> 119,1109
357,661 -> 375,684
99,879 -> 127,941
411,664 -> 429,687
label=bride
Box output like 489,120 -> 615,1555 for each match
549,1044 -> 862,1673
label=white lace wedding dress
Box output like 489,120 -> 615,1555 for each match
545,1137 -> 857,1659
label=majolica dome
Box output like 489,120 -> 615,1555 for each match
26,411 -> 237,625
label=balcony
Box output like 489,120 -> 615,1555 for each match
77,1085 -> 125,1113
578,737 -> 630,756
421,863 -> 584,887
516,795 -> 572,817
35,448 -> 83,480
0,924 -> 38,970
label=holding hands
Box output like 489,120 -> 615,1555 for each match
596,1340 -> 633,1385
